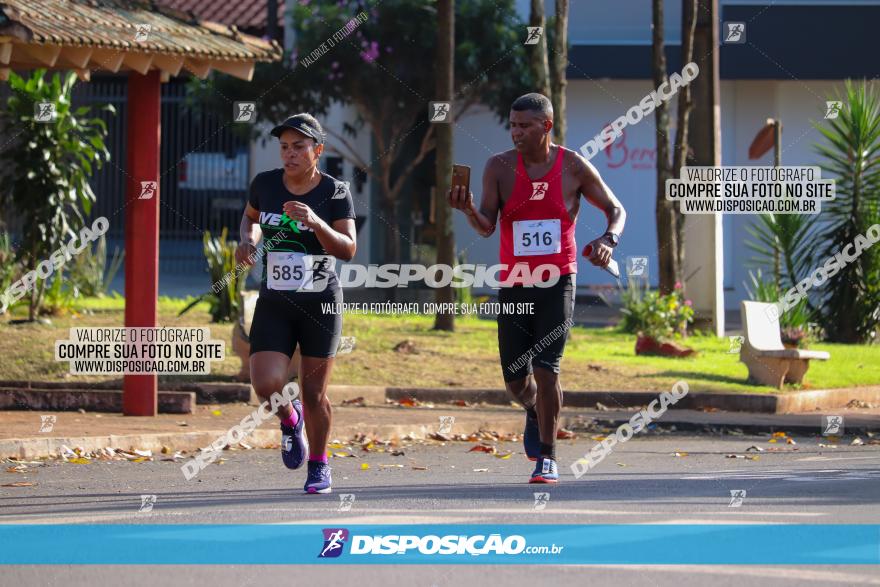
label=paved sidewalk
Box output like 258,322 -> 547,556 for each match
1,401 -> 877,459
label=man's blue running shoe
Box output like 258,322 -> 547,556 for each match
304,461 -> 333,494
523,410 -> 540,461
529,457 -> 559,483
280,399 -> 307,470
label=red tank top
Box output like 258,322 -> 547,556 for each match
499,146 -> 577,285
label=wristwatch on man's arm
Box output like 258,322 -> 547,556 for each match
602,231 -> 620,248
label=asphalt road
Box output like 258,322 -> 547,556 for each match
2,433 -> 879,586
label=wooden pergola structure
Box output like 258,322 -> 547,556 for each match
0,0 -> 282,415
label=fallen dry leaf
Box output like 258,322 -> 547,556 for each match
341,397 -> 366,407
449,399 -> 472,407
1,481 -> 35,487
771,431 -> 788,438
468,444 -> 497,454
411,465 -> 428,471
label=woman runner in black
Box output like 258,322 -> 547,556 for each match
235,113 -> 356,494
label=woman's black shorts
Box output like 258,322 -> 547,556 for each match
248,291 -> 342,358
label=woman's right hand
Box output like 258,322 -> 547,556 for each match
235,241 -> 258,266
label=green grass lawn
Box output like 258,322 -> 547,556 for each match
1,295 -> 878,393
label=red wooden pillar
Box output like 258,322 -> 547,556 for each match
123,70 -> 161,416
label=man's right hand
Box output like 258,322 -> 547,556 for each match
447,185 -> 475,215
235,241 -> 258,266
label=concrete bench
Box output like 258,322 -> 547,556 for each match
232,290 -> 355,382
739,301 -> 829,389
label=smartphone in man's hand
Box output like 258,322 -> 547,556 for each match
451,164 -> 471,194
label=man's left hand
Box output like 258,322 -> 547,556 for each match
582,236 -> 613,267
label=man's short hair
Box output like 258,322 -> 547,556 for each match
511,93 -> 553,120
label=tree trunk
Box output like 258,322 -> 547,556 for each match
550,0 -> 569,144
433,0 -> 455,331
652,0 -> 680,294
528,0 -> 551,97
671,0 -> 698,290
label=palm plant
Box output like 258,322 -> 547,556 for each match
812,80 -> 880,342
0,70 -> 113,320
744,212 -> 814,294
178,228 -> 248,323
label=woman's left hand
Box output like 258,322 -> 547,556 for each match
283,201 -> 322,230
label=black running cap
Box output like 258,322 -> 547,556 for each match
271,115 -> 324,144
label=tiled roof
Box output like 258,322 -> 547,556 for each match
0,0 -> 281,61
156,0 -> 285,32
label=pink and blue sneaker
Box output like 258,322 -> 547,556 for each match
280,399 -> 307,470
304,461 -> 332,494
529,457 -> 559,484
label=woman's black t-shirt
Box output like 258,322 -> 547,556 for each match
247,168 -> 355,301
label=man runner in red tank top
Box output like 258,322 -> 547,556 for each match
448,93 -> 626,483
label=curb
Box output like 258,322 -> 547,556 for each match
0,413 -> 527,460
2,381 -> 879,415
388,386 -> 880,414
0,388 -> 195,414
